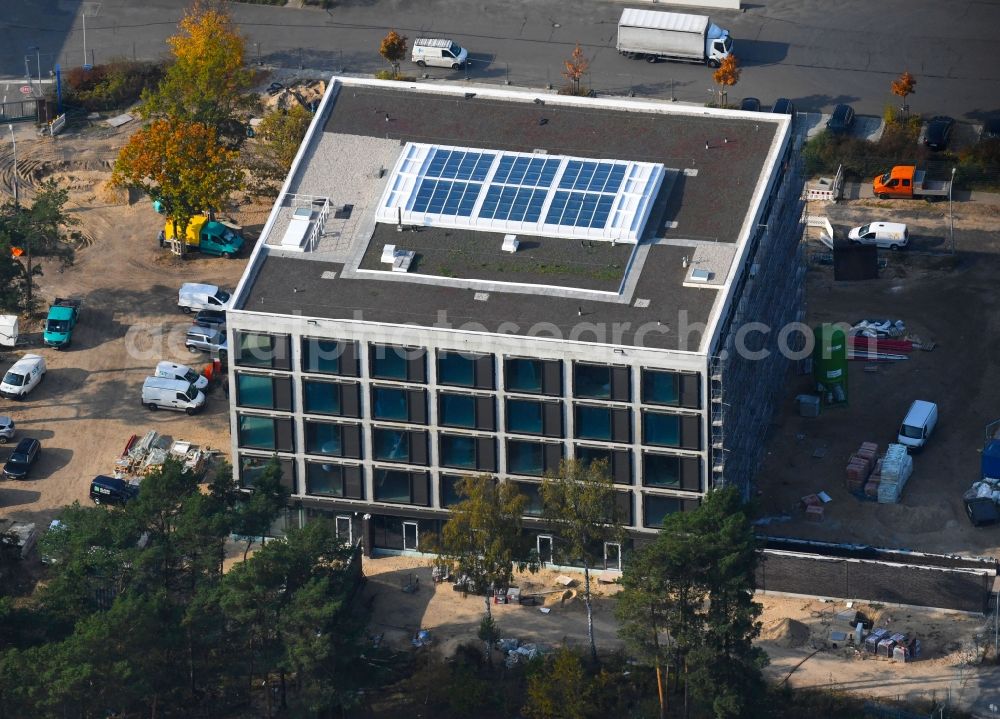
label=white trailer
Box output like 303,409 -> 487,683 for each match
616,8 -> 733,67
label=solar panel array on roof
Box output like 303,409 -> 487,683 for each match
376,142 -> 666,243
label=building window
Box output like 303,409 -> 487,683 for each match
236,373 -> 293,412
373,468 -> 430,506
239,455 -> 296,492
642,369 -> 700,409
439,393 -> 496,431
504,357 -> 562,396
574,404 -> 631,443
371,386 -> 427,424
439,434 -> 497,472
506,398 -> 562,437
372,427 -> 428,465
235,332 -> 291,370
370,344 -> 426,382
237,415 -> 294,452
641,412 -> 700,450
303,379 -> 361,417
437,351 -> 495,389
642,453 -> 700,491
573,363 -> 630,401
513,482 -> 544,516
305,461 -> 363,499
507,440 -> 562,477
576,445 -> 632,485
440,475 -> 464,508
301,338 -> 359,376
643,495 -> 682,528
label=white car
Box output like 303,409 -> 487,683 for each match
848,222 -> 909,250
0,354 -> 46,399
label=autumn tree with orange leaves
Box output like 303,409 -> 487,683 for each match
562,43 -> 590,96
140,1 -> 254,136
379,30 -> 408,79
891,71 -> 917,115
712,54 -> 741,107
110,120 -> 242,256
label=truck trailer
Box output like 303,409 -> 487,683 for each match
616,9 -> 733,67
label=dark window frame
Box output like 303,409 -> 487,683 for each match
506,439 -> 563,477
303,419 -> 363,459
236,414 -> 295,452
235,372 -> 293,412
238,454 -> 296,492
505,397 -> 563,437
371,426 -> 429,465
504,357 -> 562,396
373,467 -> 430,506
369,344 -> 427,383
436,350 -> 495,389
300,337 -> 360,376
438,433 -> 497,472
304,461 -> 364,499
302,378 -> 361,418
370,385 -> 428,424
234,331 -> 291,371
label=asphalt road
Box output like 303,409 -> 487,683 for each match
1,0 -> 999,118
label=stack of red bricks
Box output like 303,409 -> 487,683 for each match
800,494 -> 824,521
864,457 -> 884,498
846,442 -> 879,493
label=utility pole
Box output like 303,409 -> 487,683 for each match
82,12 -> 88,67
949,166 -> 956,255
8,124 -> 18,207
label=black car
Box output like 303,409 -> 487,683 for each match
90,475 -> 139,505
826,104 -> 855,134
772,98 -> 795,117
193,309 -> 227,330
739,97 -> 761,112
924,115 -> 954,151
2,437 -> 40,480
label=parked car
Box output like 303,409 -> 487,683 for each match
154,361 -> 209,391
185,326 -> 228,357
177,283 -> 231,314
924,116 -> 954,151
193,309 -> 227,331
0,416 -> 13,444
739,97 -> 761,112
771,98 -> 795,117
90,475 -> 140,505
826,104 -> 855,134
2,437 -> 41,480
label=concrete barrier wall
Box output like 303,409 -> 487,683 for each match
641,0 -> 742,11
757,549 -> 994,614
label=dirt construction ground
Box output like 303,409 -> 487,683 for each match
754,196 -> 1000,558
0,119 -> 270,529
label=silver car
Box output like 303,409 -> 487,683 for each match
0,416 -> 13,444
185,327 -> 228,357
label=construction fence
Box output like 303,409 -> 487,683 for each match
757,536 -> 998,614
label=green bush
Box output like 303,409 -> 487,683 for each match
63,59 -> 163,112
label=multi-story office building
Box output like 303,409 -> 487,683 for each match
227,77 -> 803,564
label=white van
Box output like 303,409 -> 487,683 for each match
178,283 -> 232,314
1,354 -> 46,399
411,38 -> 469,69
897,400 -> 938,451
141,376 -> 206,414
154,361 -> 209,391
848,222 -> 909,250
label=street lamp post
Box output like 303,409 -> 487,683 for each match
8,124 -> 18,207
949,166 -> 956,255
33,47 -> 41,86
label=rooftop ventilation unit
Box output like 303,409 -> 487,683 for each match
502,234 -> 519,253
689,268 -> 712,283
381,244 -> 415,272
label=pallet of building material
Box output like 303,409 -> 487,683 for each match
877,637 -> 897,658
878,481 -> 903,504
856,447 -> 877,464
847,456 -> 871,481
846,476 -> 866,494
864,478 -> 881,498
800,494 -> 822,509
847,351 -> 910,362
805,505 -> 824,522
860,442 -> 879,454
864,628 -> 890,654
848,336 -> 914,353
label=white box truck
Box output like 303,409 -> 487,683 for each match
617,9 -> 733,67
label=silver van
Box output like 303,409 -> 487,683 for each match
848,222 -> 909,250
141,376 -> 206,414
411,38 -> 469,69
177,283 -> 232,314
1,354 -> 46,399
155,361 -> 209,391
897,400 -> 938,451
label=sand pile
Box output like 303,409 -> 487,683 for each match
760,617 -> 811,648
